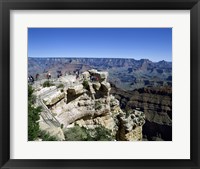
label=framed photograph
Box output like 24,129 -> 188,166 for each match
0,0 -> 200,169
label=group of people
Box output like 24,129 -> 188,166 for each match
28,75 -> 34,84
28,70 -> 84,84
57,71 -> 62,78
28,72 -> 51,84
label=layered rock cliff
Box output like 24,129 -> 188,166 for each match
34,69 -> 145,141
110,84 -> 172,141
127,87 -> 172,141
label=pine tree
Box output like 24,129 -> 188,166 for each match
28,85 -> 41,141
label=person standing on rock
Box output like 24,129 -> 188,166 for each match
47,72 -> 51,79
36,73 -> 39,81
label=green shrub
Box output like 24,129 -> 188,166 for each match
91,126 -> 114,141
43,81 -> 54,87
64,125 -> 113,141
65,126 -> 88,141
57,83 -> 64,88
28,85 -> 34,98
28,85 -> 41,141
82,80 -> 89,90
28,85 -> 36,104
40,131 -> 57,141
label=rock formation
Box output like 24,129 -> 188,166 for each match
29,57 -> 172,91
117,109 -> 145,141
43,90 -> 65,106
111,84 -> 172,141
34,69 -> 145,141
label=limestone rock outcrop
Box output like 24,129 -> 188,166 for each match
126,88 -> 172,126
35,86 -> 56,97
117,109 -> 145,141
87,69 -> 108,82
67,84 -> 84,95
92,82 -> 101,91
111,84 -> 172,141
36,69 -> 146,141
43,90 -> 65,106
74,114 -> 118,137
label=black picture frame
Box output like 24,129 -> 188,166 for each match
0,0 -> 200,169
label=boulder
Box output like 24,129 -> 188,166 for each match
35,86 -> 56,96
88,69 -> 108,82
82,71 -> 90,80
98,72 -> 108,82
88,69 -> 98,74
67,84 -> 84,95
59,75 -> 76,84
43,91 -> 65,106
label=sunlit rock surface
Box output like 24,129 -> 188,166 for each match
33,69 -> 145,141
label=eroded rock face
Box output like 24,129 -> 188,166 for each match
126,88 -> 172,126
125,87 -> 172,140
124,126 -> 143,141
111,84 -> 172,140
67,84 -> 84,95
101,81 -> 111,94
43,90 -> 65,106
117,109 -> 145,141
52,98 -> 95,127
82,71 -> 90,80
52,95 -> 112,127
92,82 -> 101,91
35,86 -> 56,97
75,114 -> 118,136
37,69 -> 146,141
67,84 -> 85,103
88,69 -> 108,82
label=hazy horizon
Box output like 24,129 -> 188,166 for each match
28,56 -> 172,63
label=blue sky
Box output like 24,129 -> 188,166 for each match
28,28 -> 172,62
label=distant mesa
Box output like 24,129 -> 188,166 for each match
28,57 -> 172,141
28,57 -> 172,91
